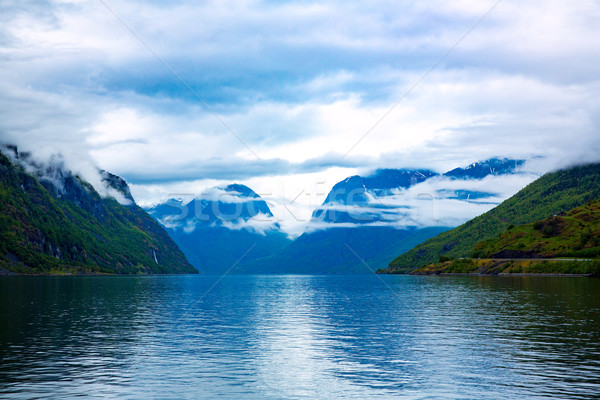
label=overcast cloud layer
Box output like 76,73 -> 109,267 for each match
1,0 -> 599,234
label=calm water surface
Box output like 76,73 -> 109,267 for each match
1,274 -> 599,399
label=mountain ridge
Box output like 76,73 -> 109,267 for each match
0,147 -> 196,275
444,158 -> 525,179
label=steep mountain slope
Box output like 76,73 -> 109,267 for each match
385,163 -> 600,272
146,184 -> 291,274
0,147 -> 196,275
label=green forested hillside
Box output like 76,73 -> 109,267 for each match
0,150 -> 196,275
409,199 -> 600,276
471,199 -> 600,259
384,163 -> 600,273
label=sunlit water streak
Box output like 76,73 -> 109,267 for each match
1,275 -> 599,399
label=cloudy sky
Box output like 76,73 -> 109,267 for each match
1,0 -> 600,234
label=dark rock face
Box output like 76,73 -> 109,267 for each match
0,145 -> 18,158
363,169 -> 438,192
100,170 -> 135,204
534,216 -> 565,237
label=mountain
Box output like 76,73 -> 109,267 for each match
0,146 -> 196,275
245,159 -> 525,274
384,163 -> 600,273
146,184 -> 291,274
312,169 -> 438,223
247,169 -> 446,274
444,158 -> 525,179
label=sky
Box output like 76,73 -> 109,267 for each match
1,0 -> 600,235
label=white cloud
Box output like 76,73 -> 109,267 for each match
218,213 -> 281,236
1,0 -> 599,237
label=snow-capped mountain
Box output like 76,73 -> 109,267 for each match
146,184 -> 291,274
444,158 -> 525,179
149,184 -> 274,231
312,169 -> 438,224
311,158 -> 527,228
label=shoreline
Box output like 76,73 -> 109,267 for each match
0,271 -> 200,277
409,272 -> 591,277
1,271 -> 592,278
385,257 -> 600,277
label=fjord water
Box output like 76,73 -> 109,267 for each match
1,275 -> 599,399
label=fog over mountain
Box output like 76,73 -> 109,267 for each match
308,159 -> 533,231
235,157 -> 534,274
146,184 -> 290,274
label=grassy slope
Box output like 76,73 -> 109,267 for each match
406,198 -> 600,276
0,151 -> 196,274
472,199 -> 600,259
385,163 -> 600,273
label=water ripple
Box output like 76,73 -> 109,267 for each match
1,275 -> 600,399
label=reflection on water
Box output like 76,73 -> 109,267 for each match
1,275 -> 600,399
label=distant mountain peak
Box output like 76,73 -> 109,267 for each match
322,169 -> 437,207
363,168 -> 438,191
223,183 -> 260,198
341,175 -> 361,184
324,175 -> 367,204
444,158 -> 525,179
310,158 -> 530,229
147,182 -> 277,232
312,168 -> 439,225
144,182 -> 290,274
